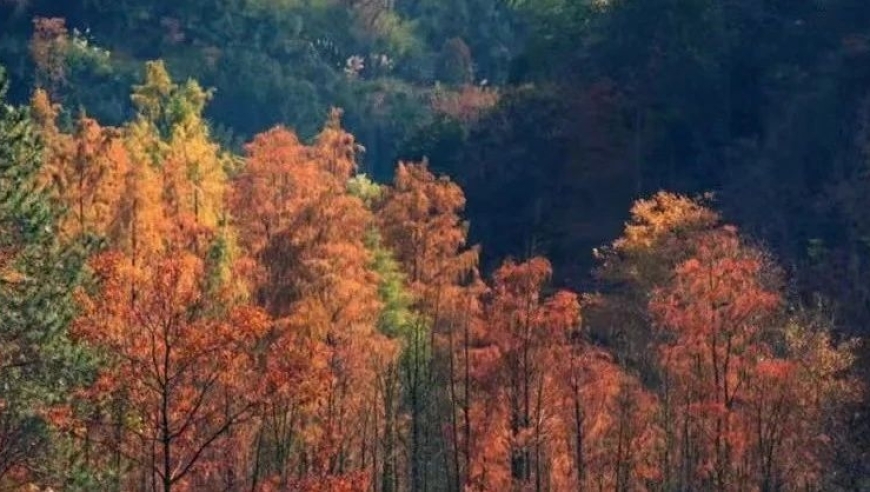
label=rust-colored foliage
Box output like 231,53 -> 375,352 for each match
376,161 -> 482,490
229,115 -> 393,488
32,90 -> 128,240
651,226 -> 781,490
550,324 -> 661,491
311,107 -> 360,181
467,257 -> 582,491
377,161 -> 480,317
230,126 -> 313,258
68,250 -> 269,491
588,191 -> 722,376
583,192 -> 861,492
737,316 -> 862,491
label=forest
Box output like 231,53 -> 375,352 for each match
0,0 -> 868,490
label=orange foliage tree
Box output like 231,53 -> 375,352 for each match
589,191 -> 861,491
739,311 -> 861,491
551,313 -> 660,491
46,60 -> 252,492
377,161 -> 479,303
376,161 -> 481,490
31,89 -> 128,241
651,226 -> 780,490
590,191 -> 720,372
67,251 -> 269,492
229,113 -> 392,489
467,257 -> 581,491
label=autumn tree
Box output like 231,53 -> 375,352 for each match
230,115 -> 392,489
550,308 -> 660,491
377,161 -> 480,490
102,61 -> 236,305
110,120 -> 167,263
31,89 -> 128,242
378,161 -> 479,301
24,61 -> 254,491
68,250 -> 269,492
591,191 -> 720,372
229,125 -> 326,486
587,191 -> 864,491
741,308 -> 862,491
467,257 -> 580,491
229,126 -> 311,273
650,226 -> 780,491
129,61 -> 229,247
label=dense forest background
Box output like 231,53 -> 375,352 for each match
1,0 -> 870,490
6,0 -> 870,323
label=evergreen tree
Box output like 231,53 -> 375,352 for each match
0,65 -> 87,485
